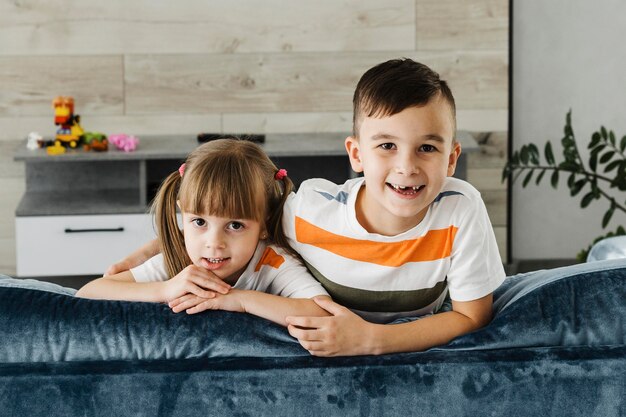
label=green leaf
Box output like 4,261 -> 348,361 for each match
520,146 -> 529,165
590,143 -> 606,156
589,152 -> 598,172
566,110 -> 572,127
620,135 -> 626,153
558,161 -> 579,171
551,170 -> 559,188
589,132 -> 601,149
545,142 -> 555,165
604,160 -> 622,173
529,144 -> 540,165
562,137 -> 575,148
522,170 -> 534,187
535,169 -> 546,185
602,200 -> 616,228
567,173 -> 576,188
609,130 -> 616,146
581,191 -> 595,208
600,150 -> 615,164
601,126 -> 608,139
570,179 -> 586,197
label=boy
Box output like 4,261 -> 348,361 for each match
281,58 -> 505,356
107,58 -> 505,356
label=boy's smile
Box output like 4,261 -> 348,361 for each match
345,96 -> 460,236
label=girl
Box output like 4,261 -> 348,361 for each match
76,139 -> 330,326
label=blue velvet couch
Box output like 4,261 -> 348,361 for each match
0,258 -> 625,416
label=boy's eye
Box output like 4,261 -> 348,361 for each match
420,144 -> 437,153
379,143 -> 395,150
227,221 -> 245,231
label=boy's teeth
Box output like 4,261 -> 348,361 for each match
391,184 -> 422,191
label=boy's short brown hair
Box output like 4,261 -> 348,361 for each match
352,58 -> 456,137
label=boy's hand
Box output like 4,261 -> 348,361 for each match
162,265 -> 231,302
285,297 -> 376,357
105,259 -> 135,276
104,239 -> 160,276
168,290 -> 244,314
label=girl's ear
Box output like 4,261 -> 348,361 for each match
345,136 -> 364,173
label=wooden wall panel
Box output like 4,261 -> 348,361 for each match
126,52 -> 507,114
0,0 -> 414,55
0,56 -> 123,117
416,0 -> 509,50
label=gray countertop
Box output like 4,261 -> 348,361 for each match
14,131 -> 478,162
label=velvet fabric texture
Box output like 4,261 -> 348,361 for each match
0,259 -> 625,416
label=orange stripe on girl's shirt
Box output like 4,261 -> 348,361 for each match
254,247 -> 285,272
295,216 -> 458,266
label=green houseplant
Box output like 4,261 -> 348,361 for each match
503,110 -> 626,261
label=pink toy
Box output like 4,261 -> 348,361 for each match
109,134 -> 139,152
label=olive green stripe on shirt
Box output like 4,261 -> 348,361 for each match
304,261 -> 447,313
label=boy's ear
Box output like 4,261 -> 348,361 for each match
345,136 -> 364,173
447,141 -> 462,177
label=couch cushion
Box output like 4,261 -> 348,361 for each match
0,258 -> 625,363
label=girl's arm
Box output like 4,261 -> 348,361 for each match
76,271 -> 167,302
76,265 -> 231,302
169,290 -> 332,326
105,238 -> 160,276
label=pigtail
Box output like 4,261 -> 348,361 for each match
152,171 -> 191,278
267,175 -> 300,259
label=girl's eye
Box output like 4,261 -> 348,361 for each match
420,144 -> 437,153
379,143 -> 395,150
192,218 -> 206,227
227,222 -> 245,231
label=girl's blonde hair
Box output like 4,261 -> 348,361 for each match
152,138 -> 295,278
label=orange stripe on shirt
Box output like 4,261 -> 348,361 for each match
254,247 -> 285,272
295,216 -> 457,266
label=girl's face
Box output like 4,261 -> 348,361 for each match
181,211 -> 263,285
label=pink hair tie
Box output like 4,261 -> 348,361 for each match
274,169 -> 288,180
178,163 -> 186,177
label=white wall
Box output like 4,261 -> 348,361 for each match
512,0 -> 626,259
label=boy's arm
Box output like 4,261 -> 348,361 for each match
105,238 -> 160,276
169,290 -> 332,327
285,294 -> 493,356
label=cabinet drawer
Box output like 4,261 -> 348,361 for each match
16,214 -> 156,277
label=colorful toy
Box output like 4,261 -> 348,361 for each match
26,132 -> 43,150
82,132 -> 108,152
52,96 -> 84,148
109,134 -> 139,152
46,143 -> 66,155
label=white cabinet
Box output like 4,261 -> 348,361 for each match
16,214 -> 156,277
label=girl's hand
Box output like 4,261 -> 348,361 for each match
168,290 -> 245,314
162,265 -> 231,302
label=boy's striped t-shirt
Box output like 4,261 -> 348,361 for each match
283,177 -> 506,324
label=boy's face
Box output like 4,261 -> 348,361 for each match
346,97 -> 460,236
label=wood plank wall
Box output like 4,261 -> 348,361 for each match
0,0 -> 509,275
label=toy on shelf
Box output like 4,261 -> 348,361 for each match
46,143 -> 66,155
109,134 -> 139,152
82,132 -> 108,152
26,132 -> 43,150
52,96 -> 84,148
